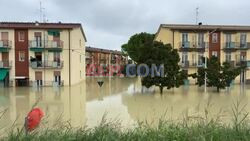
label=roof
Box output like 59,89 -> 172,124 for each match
86,46 -> 122,55
0,22 -> 87,41
159,24 -> 250,31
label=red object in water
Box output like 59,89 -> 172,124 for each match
25,108 -> 44,131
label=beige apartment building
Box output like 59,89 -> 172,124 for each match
0,22 -> 86,87
155,24 -> 250,84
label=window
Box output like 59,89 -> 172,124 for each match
34,32 -> 42,47
225,52 -> 231,62
212,33 -> 218,43
225,34 -> 232,43
198,53 -> 204,66
240,33 -> 247,48
198,33 -> 204,47
192,53 -> 196,66
18,31 -> 25,42
212,51 -> 218,57
182,33 -> 189,48
182,33 -> 188,43
1,32 -> 9,46
19,51 -> 25,62
182,52 -> 188,64
53,52 -> 60,62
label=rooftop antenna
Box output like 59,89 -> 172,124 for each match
39,1 -> 46,23
196,7 -> 199,24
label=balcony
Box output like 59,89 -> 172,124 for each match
0,61 -> 12,69
179,42 -> 207,52
29,40 -> 63,52
238,42 -> 250,50
0,40 -> 12,52
30,61 -> 64,69
223,42 -> 237,51
236,60 -> 247,67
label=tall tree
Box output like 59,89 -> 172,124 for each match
122,33 -> 187,94
194,56 -> 243,92
122,33 -> 155,64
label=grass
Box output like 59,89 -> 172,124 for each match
3,113 -> 250,141
3,119 -> 250,141
2,100 -> 250,141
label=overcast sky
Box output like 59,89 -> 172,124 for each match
0,0 -> 250,50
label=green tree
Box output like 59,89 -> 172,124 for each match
122,33 -> 155,64
122,33 -> 187,94
194,56 -> 243,92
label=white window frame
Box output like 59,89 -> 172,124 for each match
19,51 -> 25,62
212,33 -> 218,43
18,31 -> 25,42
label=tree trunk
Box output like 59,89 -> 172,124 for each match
217,87 -> 220,92
160,86 -> 163,95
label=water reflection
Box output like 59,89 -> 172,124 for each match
0,77 -> 250,133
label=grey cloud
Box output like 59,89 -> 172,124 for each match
1,0 -> 250,49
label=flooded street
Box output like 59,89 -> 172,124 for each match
1,77 -> 250,133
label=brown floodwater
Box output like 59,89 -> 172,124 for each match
0,77 -> 250,133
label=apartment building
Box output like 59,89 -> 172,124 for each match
86,46 -> 128,76
0,22 -> 86,87
155,24 -> 250,84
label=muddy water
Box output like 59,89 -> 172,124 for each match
0,77 -> 250,132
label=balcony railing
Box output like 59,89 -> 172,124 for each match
29,40 -> 63,51
30,61 -> 64,69
179,42 -> 208,52
0,61 -> 12,68
0,40 -> 12,52
224,42 -> 236,48
238,42 -> 250,50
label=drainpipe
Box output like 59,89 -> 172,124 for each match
68,29 -> 71,86
173,30 -> 175,48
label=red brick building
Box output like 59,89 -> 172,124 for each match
85,46 -> 128,76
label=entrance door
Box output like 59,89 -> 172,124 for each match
54,71 -> 61,86
35,71 -> 43,86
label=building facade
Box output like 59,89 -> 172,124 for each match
155,24 -> 250,84
0,22 -> 86,87
86,46 -> 128,76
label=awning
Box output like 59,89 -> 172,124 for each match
0,69 -> 8,81
48,30 -> 60,37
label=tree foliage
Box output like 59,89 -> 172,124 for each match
194,56 -> 243,92
122,32 -> 187,94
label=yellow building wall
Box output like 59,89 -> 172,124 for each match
156,27 -> 250,84
28,28 -> 86,86
69,27 -> 86,85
